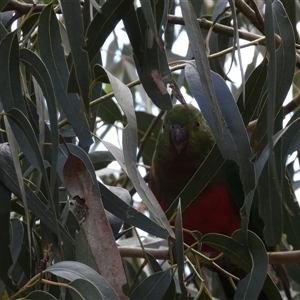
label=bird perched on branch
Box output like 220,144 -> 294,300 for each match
149,103 -> 291,299
150,103 -> 242,248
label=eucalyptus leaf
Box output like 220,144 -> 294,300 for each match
175,199 -> 187,300
38,4 -> 92,148
59,0 -> 90,110
45,261 -> 119,300
185,64 -> 255,197
130,269 -> 171,300
0,177 -> 15,291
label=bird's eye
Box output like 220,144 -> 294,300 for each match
196,121 -> 200,128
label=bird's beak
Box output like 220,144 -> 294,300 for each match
170,125 -> 187,154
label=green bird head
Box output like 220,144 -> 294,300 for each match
153,104 -> 215,162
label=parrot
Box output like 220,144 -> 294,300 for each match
149,103 -> 292,299
149,103 -> 242,248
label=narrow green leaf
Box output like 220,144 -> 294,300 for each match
38,4 -> 92,148
175,199 -> 187,300
130,269 -> 171,300
140,0 -> 160,46
283,174 -> 300,251
245,117 -> 300,229
180,0 -> 222,136
102,138 -> 173,237
156,0 -> 171,38
0,150 -> 15,291
161,278 -> 176,300
202,232 -> 281,299
59,0 -> 90,111
25,290 -> 58,300
85,0 -> 133,62
75,227 -> 98,272
273,0 -> 296,109
280,0 -> 298,43
0,144 -> 74,245
4,116 -> 33,272
258,158 -> 283,246
97,98 -> 123,124
19,48 -> 59,195
20,13 -> 39,36
185,64 -> 255,197
0,32 -> 27,114
123,6 -> 172,110
10,219 -> 24,264
6,109 -> 54,201
145,252 -> 163,273
265,0 -> 277,186
201,233 -> 251,270
45,261 -> 119,300
69,278 -> 105,300
228,0 -> 245,104
237,58 -> 268,126
88,151 -> 115,170
99,66 -> 174,238
233,232 -> 268,300
99,183 -> 168,239
209,3 -> 231,80
251,0 -> 295,151
256,0 -> 297,244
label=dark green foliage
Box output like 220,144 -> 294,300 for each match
0,0 -> 300,299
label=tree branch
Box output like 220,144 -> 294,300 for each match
3,0 -> 45,15
167,14 -> 300,69
118,245 -> 300,265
